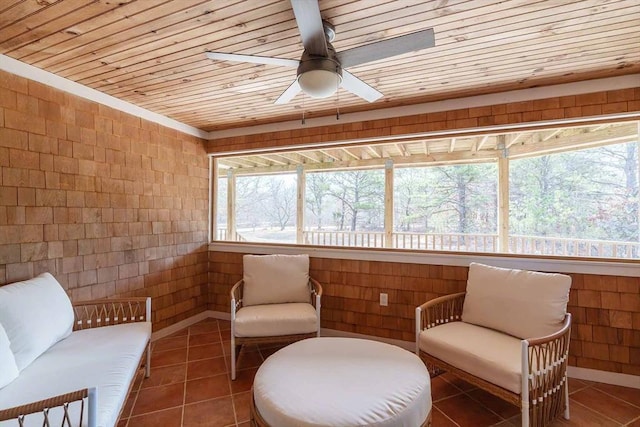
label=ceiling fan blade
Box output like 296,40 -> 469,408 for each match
275,79 -> 302,104
337,28 -> 435,68
290,0 -> 328,57
205,52 -> 299,68
341,71 -> 382,103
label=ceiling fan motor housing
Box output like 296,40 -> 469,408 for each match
296,43 -> 343,98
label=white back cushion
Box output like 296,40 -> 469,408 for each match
0,323 -> 19,388
242,254 -> 310,306
461,263 -> 571,339
0,273 -> 74,371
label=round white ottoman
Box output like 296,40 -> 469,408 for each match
252,337 -> 432,427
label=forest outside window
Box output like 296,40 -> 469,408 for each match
212,120 -> 640,260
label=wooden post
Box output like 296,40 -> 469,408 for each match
227,169 -> 236,241
497,135 -> 509,253
297,165 -> 305,244
385,159 -> 394,248
209,156 -> 217,242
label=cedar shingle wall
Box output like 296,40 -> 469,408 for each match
209,251 -> 640,376
0,70 -> 210,330
206,88 -> 640,154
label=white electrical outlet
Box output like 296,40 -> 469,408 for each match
379,293 -> 388,306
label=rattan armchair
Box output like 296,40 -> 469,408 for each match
0,297 -> 151,427
230,277 -> 322,379
415,264 -> 572,427
230,254 -> 322,380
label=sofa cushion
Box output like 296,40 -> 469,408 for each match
419,321 -> 522,394
0,323 -> 19,388
461,263 -> 571,339
0,322 -> 151,427
0,273 -> 74,371
234,303 -> 317,337
242,254 -> 310,306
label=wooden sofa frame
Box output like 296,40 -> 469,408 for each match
416,292 -> 571,427
0,297 -> 151,427
230,278 -> 322,380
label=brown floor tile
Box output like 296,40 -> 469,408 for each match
121,390 -> 137,419
183,396 -> 236,426
189,322 -> 220,335
467,388 -> 520,419
165,329 -> 189,338
190,332 -> 221,346
628,417 -> 640,427
231,367 -> 258,394
571,387 -> 640,424
236,350 -> 263,370
567,378 -> 590,394
258,345 -> 284,359
185,374 -> 231,404
431,406 -> 459,427
153,335 -> 188,353
233,391 -> 252,423
116,419 -> 128,427
188,342 -> 225,361
237,422 -> 251,427
549,399 -> 618,426
131,382 -> 185,416
435,394 -> 502,427
431,376 -> 463,402
141,363 -> 187,389
187,356 -> 227,380
440,373 -> 476,392
218,320 -> 231,331
128,407 -> 183,427
151,347 -> 188,368
593,382 -> 640,407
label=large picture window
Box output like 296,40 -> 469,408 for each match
212,120 -> 640,259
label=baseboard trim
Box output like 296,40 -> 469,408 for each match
155,312 -> 640,389
151,311 -> 215,341
568,366 -> 640,389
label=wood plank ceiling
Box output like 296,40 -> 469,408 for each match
0,0 -> 638,132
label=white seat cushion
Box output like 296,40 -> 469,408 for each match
234,303 -> 317,338
242,254 -> 310,306
419,321 -> 522,394
0,273 -> 74,371
462,262 -> 571,339
254,337 -> 431,427
0,324 -> 18,388
0,322 -> 151,427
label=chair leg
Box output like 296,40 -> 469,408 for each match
231,337 -> 237,381
145,341 -> 151,378
564,379 -> 570,420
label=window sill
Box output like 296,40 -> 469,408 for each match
208,241 -> 640,277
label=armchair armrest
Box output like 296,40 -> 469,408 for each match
230,279 -> 244,314
309,278 -> 323,307
73,297 -> 151,331
0,387 -> 97,427
416,292 -> 465,354
524,314 -> 572,425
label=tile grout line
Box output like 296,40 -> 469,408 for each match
570,398 -> 625,426
181,325 -> 190,427
592,385 -> 640,411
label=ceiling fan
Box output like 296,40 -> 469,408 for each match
205,0 -> 435,105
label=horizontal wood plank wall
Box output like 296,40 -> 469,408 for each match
0,70 -> 210,331
209,250 -> 640,376
206,87 -> 640,153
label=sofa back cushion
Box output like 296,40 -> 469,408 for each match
242,254 -> 310,306
461,263 -> 571,339
0,273 -> 74,371
0,323 -> 19,388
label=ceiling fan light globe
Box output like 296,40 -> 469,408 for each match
298,69 -> 342,98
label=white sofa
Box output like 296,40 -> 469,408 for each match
0,273 -> 151,427
416,263 -> 572,427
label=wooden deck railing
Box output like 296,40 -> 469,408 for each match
216,228 -> 639,259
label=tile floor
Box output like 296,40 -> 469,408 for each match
119,318 -> 640,427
